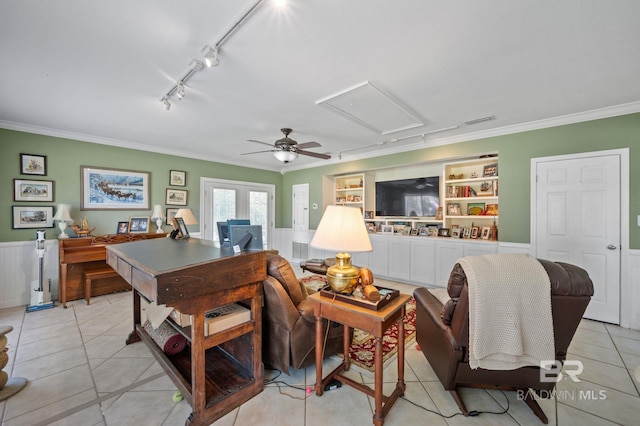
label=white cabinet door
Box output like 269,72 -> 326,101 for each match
410,239 -> 436,286
369,236 -> 389,277
463,242 -> 498,257
435,240 -> 464,287
351,251 -> 370,269
388,239 -> 411,281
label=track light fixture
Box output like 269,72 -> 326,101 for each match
202,45 -> 220,67
163,99 -> 171,110
176,83 -> 185,100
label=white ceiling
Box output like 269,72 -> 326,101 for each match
1,0 -> 640,173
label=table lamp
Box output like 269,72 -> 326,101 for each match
52,204 -> 74,239
175,208 -> 198,228
151,205 -> 165,233
310,205 -> 372,294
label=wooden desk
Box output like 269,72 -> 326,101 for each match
310,291 -> 411,426
106,238 -> 266,426
58,233 -> 165,307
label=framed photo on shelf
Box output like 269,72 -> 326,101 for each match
435,207 -> 443,220
481,226 -> 491,240
410,228 -> 419,236
419,227 -> 428,236
81,166 -> 150,210
367,222 -> 377,233
467,202 -> 486,215
451,226 -> 461,238
483,163 -> 498,177
14,179 -> 54,202
20,153 -> 47,175
116,221 -> 129,234
485,204 -> 498,216
169,170 -> 186,186
166,208 -> 179,225
438,228 -> 450,237
381,225 -> 394,234
470,226 -> 480,239
12,205 -> 54,229
166,188 -> 188,206
462,227 -> 471,239
447,203 -> 461,216
128,216 -> 149,234
364,211 -> 373,219
427,225 -> 439,236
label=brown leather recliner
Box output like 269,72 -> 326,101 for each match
414,258 -> 593,424
262,253 -> 345,374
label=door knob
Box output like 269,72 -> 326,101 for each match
607,244 -> 617,250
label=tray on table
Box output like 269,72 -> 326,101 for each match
319,285 -> 399,311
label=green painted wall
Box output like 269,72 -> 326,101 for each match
282,113 -> 640,248
3,112 -> 639,247
1,129 -> 282,242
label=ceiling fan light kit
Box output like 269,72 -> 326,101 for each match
243,127 -> 331,164
273,150 -> 298,163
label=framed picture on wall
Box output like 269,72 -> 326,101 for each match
20,153 -> 47,175
14,179 -> 54,202
169,170 -> 186,186
166,208 -> 179,225
80,166 -> 150,210
166,188 -> 188,206
12,205 -> 54,229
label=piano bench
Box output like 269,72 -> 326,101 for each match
83,268 -> 119,305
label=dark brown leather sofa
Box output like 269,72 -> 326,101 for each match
414,258 -> 593,423
262,253 -> 345,374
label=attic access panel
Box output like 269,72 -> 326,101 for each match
316,81 -> 424,135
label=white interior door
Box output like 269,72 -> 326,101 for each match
533,153 -> 621,323
292,184 -> 309,241
201,178 -> 275,248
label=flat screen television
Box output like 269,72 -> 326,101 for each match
375,176 -> 440,217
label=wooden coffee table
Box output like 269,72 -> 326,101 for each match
309,291 -> 411,426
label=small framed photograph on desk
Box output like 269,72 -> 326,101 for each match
172,217 -> 190,239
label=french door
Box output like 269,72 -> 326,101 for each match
201,178 -> 275,248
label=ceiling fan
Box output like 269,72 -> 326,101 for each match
243,128 -> 331,163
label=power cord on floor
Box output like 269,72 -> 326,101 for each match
264,369 -> 313,400
400,389 -> 510,419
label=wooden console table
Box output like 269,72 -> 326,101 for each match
310,291 -> 411,426
106,238 -> 266,426
58,233 -> 165,308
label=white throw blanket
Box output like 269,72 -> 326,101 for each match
458,254 -> 555,370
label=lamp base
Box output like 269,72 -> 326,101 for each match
326,252 -> 360,294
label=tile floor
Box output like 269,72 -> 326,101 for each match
0,277 -> 639,426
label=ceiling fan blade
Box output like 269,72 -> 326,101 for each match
247,139 -> 274,148
296,141 -> 321,150
241,149 -> 276,155
296,149 -> 331,160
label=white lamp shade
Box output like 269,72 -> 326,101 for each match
53,204 -> 73,223
151,204 -> 164,219
175,208 -> 198,225
310,205 -> 372,252
273,150 -> 298,163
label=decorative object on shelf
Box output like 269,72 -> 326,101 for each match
169,170 -> 186,186
116,221 -> 129,234
81,166 -> 150,210
70,217 -> 95,237
484,204 -> 498,215
435,207 -> 443,220
166,188 -> 188,206
451,226 -> 461,238
490,218 -> 498,241
151,205 -> 165,233
14,179 -> 54,202
364,211 -> 373,219
483,163 -> 498,177
467,203 -> 485,215
0,325 -> 28,402
447,203 -> 461,216
310,206 -> 373,294
380,225 -> 394,234
19,153 -> 47,176
438,228 -> 451,237
128,216 -> 150,234
53,204 -> 74,238
470,226 -> 480,239
448,173 -> 464,180
12,206 -> 54,229
481,227 -> 491,240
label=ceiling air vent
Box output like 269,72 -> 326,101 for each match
464,115 -> 495,126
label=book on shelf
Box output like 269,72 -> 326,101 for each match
204,303 -> 251,336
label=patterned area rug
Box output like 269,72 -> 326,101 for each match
342,297 -> 416,372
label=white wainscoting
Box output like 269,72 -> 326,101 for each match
0,240 -> 59,309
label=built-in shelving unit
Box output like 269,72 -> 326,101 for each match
334,173 -> 374,217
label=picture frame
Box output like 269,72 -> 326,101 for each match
462,227 -> 471,239
364,211 -> 373,219
481,226 -> 491,240
485,204 -> 499,216
419,226 -> 428,236
166,188 -> 188,206
20,153 -> 47,175
169,170 -> 186,186
438,228 -> 450,237
410,228 -> 418,236
381,225 -> 394,234
435,207 -> 443,220
128,216 -> 149,234
173,217 -> 190,239
14,179 -> 54,202
81,166 -> 150,210
470,226 -> 480,239
12,205 -> 54,229
483,163 -> 498,177
166,208 -> 179,225
427,225 -> 439,236
467,202 -> 486,215
367,222 -> 377,233
116,221 -> 130,234
447,203 -> 461,216
451,226 -> 461,238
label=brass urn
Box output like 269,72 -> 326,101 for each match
326,252 -> 360,294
